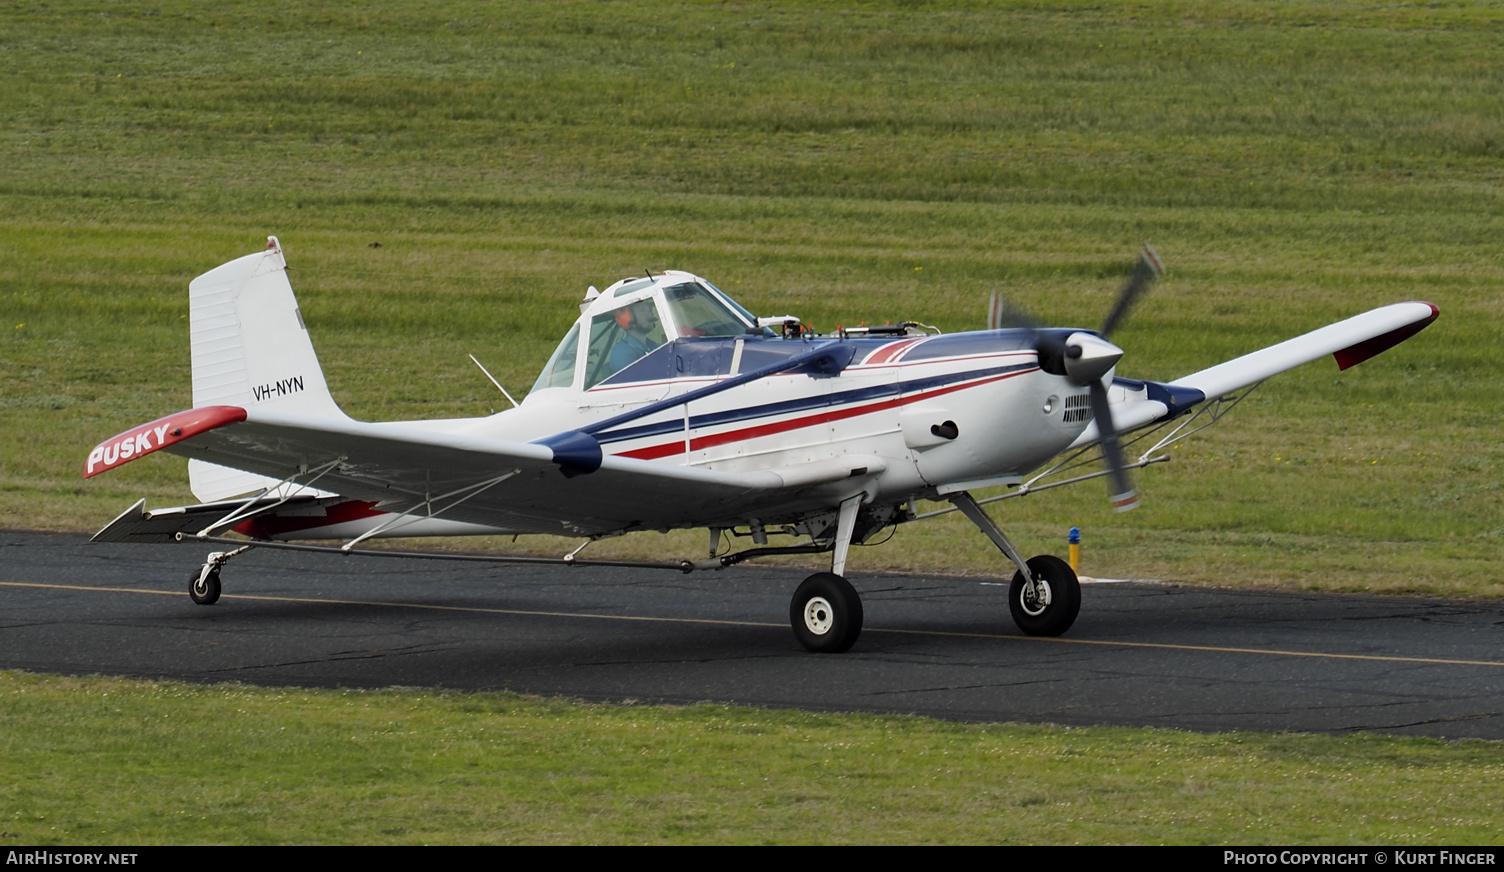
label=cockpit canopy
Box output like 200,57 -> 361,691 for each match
529,271 -> 761,395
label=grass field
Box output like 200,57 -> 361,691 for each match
1,1 -> 1502,845
3,672 -> 1501,845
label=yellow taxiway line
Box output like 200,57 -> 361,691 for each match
5,580 -> 1502,669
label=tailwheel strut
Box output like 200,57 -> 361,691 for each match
188,545 -> 251,606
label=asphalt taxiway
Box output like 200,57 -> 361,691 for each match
2,530 -> 1500,738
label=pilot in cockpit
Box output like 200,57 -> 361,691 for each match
607,298 -> 663,372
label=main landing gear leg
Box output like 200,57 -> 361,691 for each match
789,495 -> 865,653
948,491 -> 1081,637
188,545 -> 251,606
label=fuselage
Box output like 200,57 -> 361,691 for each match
492,330 -> 1094,504
245,270 -> 1103,541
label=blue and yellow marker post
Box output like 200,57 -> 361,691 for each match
1068,526 -> 1080,574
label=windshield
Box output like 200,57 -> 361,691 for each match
662,282 -> 750,338
529,324 -> 580,393
699,278 -> 760,326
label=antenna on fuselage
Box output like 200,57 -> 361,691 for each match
468,354 -> 520,409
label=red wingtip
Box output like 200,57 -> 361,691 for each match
1333,302 -> 1439,371
83,406 -> 247,478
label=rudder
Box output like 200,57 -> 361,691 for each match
188,236 -> 345,500
190,235 -> 346,418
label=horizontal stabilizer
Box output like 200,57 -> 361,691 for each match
91,495 -> 322,543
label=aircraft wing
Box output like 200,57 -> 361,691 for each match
1069,301 -> 1438,449
1167,301 -> 1438,399
83,406 -> 880,536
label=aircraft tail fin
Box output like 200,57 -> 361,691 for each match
189,235 -> 346,417
187,236 -> 346,501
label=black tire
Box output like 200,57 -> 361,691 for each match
1007,555 -> 1080,637
189,568 -> 221,606
790,572 -> 863,653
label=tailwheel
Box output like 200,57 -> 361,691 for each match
790,572 -> 863,653
189,567 -> 221,606
1008,555 -> 1080,637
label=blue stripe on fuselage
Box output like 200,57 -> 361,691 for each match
593,360 -> 1037,446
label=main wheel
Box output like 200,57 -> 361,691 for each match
189,568 -> 221,606
1007,555 -> 1080,637
790,572 -> 863,653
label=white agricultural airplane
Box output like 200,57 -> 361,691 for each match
85,237 -> 1437,652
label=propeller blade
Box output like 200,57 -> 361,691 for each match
987,290 -> 1042,331
988,245 -> 1155,512
1087,379 -> 1140,513
1099,243 -> 1164,339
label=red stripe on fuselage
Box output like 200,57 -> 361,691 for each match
861,338 -> 926,366
616,368 -> 1036,461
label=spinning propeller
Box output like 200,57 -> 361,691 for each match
989,244 -> 1164,512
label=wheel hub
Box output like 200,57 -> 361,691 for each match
1020,579 -> 1052,617
802,596 -> 835,636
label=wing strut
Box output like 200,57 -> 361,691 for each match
195,457 -> 347,538
339,470 -> 521,551
180,532 -> 696,572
